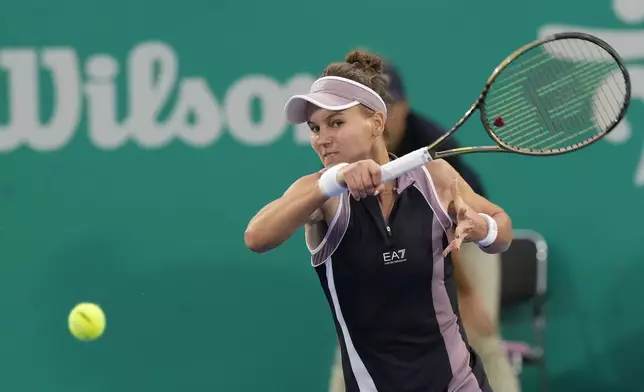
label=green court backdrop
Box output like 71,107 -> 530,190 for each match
1,0 -> 643,391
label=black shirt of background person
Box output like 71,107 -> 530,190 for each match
393,111 -> 487,199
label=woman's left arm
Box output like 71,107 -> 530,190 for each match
429,159 -> 513,254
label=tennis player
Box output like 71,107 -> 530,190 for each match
244,50 -> 513,392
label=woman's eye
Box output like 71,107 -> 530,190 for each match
331,120 -> 344,128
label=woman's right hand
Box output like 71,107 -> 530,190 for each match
337,160 -> 385,200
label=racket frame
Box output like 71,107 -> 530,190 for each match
428,31 -> 632,159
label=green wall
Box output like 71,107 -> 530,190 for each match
1,0 -> 643,390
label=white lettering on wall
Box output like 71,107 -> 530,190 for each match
0,41 -> 315,152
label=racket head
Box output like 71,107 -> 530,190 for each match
478,32 -> 631,156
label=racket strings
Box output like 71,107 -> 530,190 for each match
498,60 -> 608,145
483,38 -> 627,153
490,55 -> 572,145
537,40 -> 623,150
500,46 -> 620,149
495,55 -> 607,138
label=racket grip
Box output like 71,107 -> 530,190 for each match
381,147 -> 432,183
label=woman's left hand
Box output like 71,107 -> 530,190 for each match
443,179 -> 489,257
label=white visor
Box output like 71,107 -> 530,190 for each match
284,76 -> 387,124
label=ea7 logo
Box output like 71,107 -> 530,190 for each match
383,249 -> 407,265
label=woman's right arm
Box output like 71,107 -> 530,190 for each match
244,172 -> 330,254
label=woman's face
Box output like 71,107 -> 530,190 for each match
308,105 -> 384,167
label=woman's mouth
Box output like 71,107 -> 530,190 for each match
323,152 -> 338,159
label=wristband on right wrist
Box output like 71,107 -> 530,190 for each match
318,163 -> 349,197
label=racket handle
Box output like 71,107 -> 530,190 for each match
380,147 -> 432,183
322,148 -> 432,197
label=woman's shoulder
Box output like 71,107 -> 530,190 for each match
425,159 -> 458,187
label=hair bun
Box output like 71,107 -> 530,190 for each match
344,50 -> 383,75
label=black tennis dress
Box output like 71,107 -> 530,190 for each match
308,165 -> 491,392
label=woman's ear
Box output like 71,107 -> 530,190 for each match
371,111 -> 386,137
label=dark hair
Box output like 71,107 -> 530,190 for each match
320,50 -> 393,109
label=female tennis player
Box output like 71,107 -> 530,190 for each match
244,50 -> 513,392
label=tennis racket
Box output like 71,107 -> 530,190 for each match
341,32 -> 632,187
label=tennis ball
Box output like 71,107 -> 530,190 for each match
68,302 -> 106,341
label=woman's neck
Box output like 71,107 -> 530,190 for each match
370,141 -> 397,196
370,141 -> 391,166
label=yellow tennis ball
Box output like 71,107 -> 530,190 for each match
68,302 -> 106,341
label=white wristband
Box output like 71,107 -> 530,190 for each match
476,213 -> 498,248
318,163 -> 349,197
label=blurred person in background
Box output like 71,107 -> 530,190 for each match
328,61 -> 521,392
